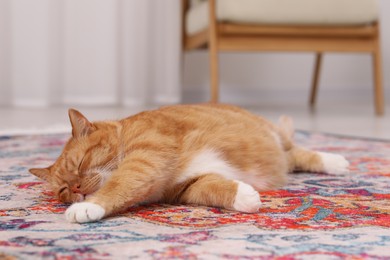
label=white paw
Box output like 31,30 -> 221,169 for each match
65,202 -> 105,223
233,181 -> 262,213
318,152 -> 350,174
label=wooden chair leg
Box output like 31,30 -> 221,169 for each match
372,39 -> 384,116
209,43 -> 219,103
208,0 -> 219,103
309,52 -> 322,106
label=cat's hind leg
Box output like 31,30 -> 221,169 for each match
170,174 -> 262,213
289,146 -> 349,174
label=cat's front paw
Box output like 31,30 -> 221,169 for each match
233,181 -> 262,213
319,152 -> 350,174
65,202 -> 105,223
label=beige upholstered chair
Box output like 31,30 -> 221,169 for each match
182,0 -> 384,115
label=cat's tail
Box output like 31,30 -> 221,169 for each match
277,115 -> 295,150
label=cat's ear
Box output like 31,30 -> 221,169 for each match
29,168 -> 52,182
68,109 -> 96,138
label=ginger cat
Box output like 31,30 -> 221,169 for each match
29,104 -> 349,223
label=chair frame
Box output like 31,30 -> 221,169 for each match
182,0 -> 384,115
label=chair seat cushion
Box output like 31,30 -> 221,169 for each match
186,0 -> 379,35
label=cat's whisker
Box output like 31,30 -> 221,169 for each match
100,153 -> 121,171
98,156 -> 122,175
81,173 -> 102,194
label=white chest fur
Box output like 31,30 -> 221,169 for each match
177,149 -> 243,184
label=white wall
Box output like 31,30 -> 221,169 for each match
0,0 -> 12,105
1,0 -> 388,108
183,0 -> 390,106
0,0 -> 181,107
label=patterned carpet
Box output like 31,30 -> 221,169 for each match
1,131 -> 390,259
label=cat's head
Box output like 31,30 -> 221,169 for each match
29,109 -> 120,203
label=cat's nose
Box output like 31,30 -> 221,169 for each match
71,184 -> 81,193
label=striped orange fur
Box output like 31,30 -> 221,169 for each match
29,103 -> 349,222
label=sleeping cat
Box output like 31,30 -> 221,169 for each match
29,104 -> 349,223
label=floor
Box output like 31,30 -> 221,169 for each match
0,101 -> 389,140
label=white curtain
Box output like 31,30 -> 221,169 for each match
0,0 -> 182,107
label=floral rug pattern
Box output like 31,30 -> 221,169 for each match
0,132 -> 390,259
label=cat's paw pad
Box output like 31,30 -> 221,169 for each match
65,202 -> 105,223
319,152 -> 350,174
233,181 -> 262,213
